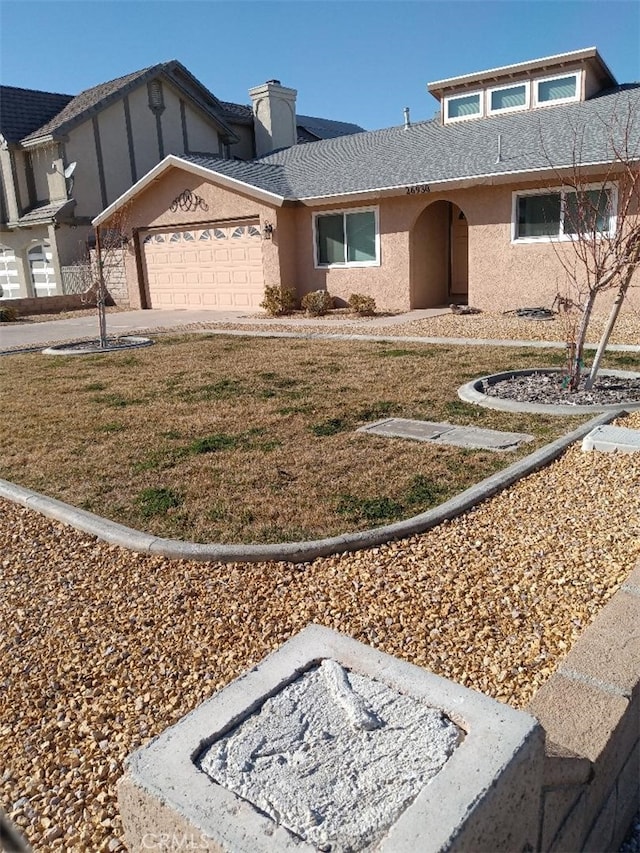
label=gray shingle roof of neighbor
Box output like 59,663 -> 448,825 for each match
220,100 -> 366,142
18,61 -> 236,144
0,86 -> 74,143
296,115 -> 366,140
194,86 -> 640,201
13,199 -> 75,224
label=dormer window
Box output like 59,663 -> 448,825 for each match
534,72 -> 580,106
445,91 -> 482,122
488,83 -> 529,114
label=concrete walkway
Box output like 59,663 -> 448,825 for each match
2,307 -> 639,353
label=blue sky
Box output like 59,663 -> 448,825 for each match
1,0 -> 639,130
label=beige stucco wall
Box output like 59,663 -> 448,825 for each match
98,98 -> 133,208
184,105 -> 220,155
0,148 -> 19,221
14,151 -> 29,215
128,85 -> 163,181
228,123 -> 255,160
114,168 -> 280,308
106,165 -> 640,314
159,84 -> 185,159
65,118 -> 102,219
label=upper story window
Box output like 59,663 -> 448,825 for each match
445,92 -> 482,122
488,83 -> 529,114
534,72 -> 580,106
512,185 -> 616,242
442,69 -> 583,123
314,208 -> 379,267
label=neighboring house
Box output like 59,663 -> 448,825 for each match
94,47 -> 640,314
0,65 -> 363,301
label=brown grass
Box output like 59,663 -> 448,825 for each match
2,333 -> 627,544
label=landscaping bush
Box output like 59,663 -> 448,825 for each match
0,306 -> 18,322
260,285 -> 297,316
348,293 -> 376,316
301,289 -> 334,317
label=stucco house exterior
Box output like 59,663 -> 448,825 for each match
0,63 -> 363,302
94,47 -> 640,314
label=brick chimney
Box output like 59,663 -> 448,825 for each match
249,80 -> 297,157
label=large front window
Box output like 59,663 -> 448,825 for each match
514,186 -> 616,242
315,209 -> 378,267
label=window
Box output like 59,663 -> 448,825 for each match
488,83 -> 528,114
445,92 -> 482,122
534,72 -> 580,106
513,186 -> 615,242
314,208 -> 379,267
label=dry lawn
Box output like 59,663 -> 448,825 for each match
2,334 -> 634,543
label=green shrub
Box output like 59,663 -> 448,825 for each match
301,290 -> 333,317
348,293 -> 376,316
0,306 -> 18,322
260,285 -> 297,316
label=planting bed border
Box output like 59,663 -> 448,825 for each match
458,369 -> 640,415
41,335 -> 153,355
0,410 -> 623,564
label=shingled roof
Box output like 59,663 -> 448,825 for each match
190,85 -> 640,202
0,86 -> 73,144
14,61 -> 236,146
220,100 -> 365,144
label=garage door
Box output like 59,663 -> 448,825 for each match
0,247 -> 20,298
141,223 -> 265,309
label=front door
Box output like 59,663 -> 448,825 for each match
450,206 -> 468,303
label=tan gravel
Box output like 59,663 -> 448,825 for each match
2,411 -> 640,851
139,307 -> 640,346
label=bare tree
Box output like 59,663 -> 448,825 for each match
73,204 -> 131,347
540,91 -> 640,391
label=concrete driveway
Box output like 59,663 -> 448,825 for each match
0,307 -> 448,351
0,308 -> 258,350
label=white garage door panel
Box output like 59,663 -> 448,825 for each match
142,224 -> 265,310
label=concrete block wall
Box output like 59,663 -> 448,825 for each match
0,293 -> 91,315
117,563 -> 639,852
528,563 -> 640,852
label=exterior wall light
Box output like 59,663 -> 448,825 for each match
262,222 -> 274,240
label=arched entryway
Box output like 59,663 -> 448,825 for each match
411,201 -> 469,308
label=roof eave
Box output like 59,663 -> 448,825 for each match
427,47 -> 617,99
92,154 -> 287,226
21,63 -> 239,148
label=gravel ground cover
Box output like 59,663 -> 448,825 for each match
1,411 -> 639,850
135,307 -> 640,347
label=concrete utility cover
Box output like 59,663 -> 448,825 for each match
358,418 -> 534,451
198,660 -> 462,852
582,425 -> 640,453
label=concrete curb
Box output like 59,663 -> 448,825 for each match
41,336 -> 153,355
458,369 -> 640,414
0,410 -> 623,564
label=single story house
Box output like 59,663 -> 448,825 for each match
93,48 -> 640,314
0,64 -> 362,302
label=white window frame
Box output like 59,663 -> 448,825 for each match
313,206 -> 380,269
511,183 -> 618,244
443,90 -> 484,124
533,70 -> 581,108
487,81 -> 530,116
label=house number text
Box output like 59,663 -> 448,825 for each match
406,184 -> 431,195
